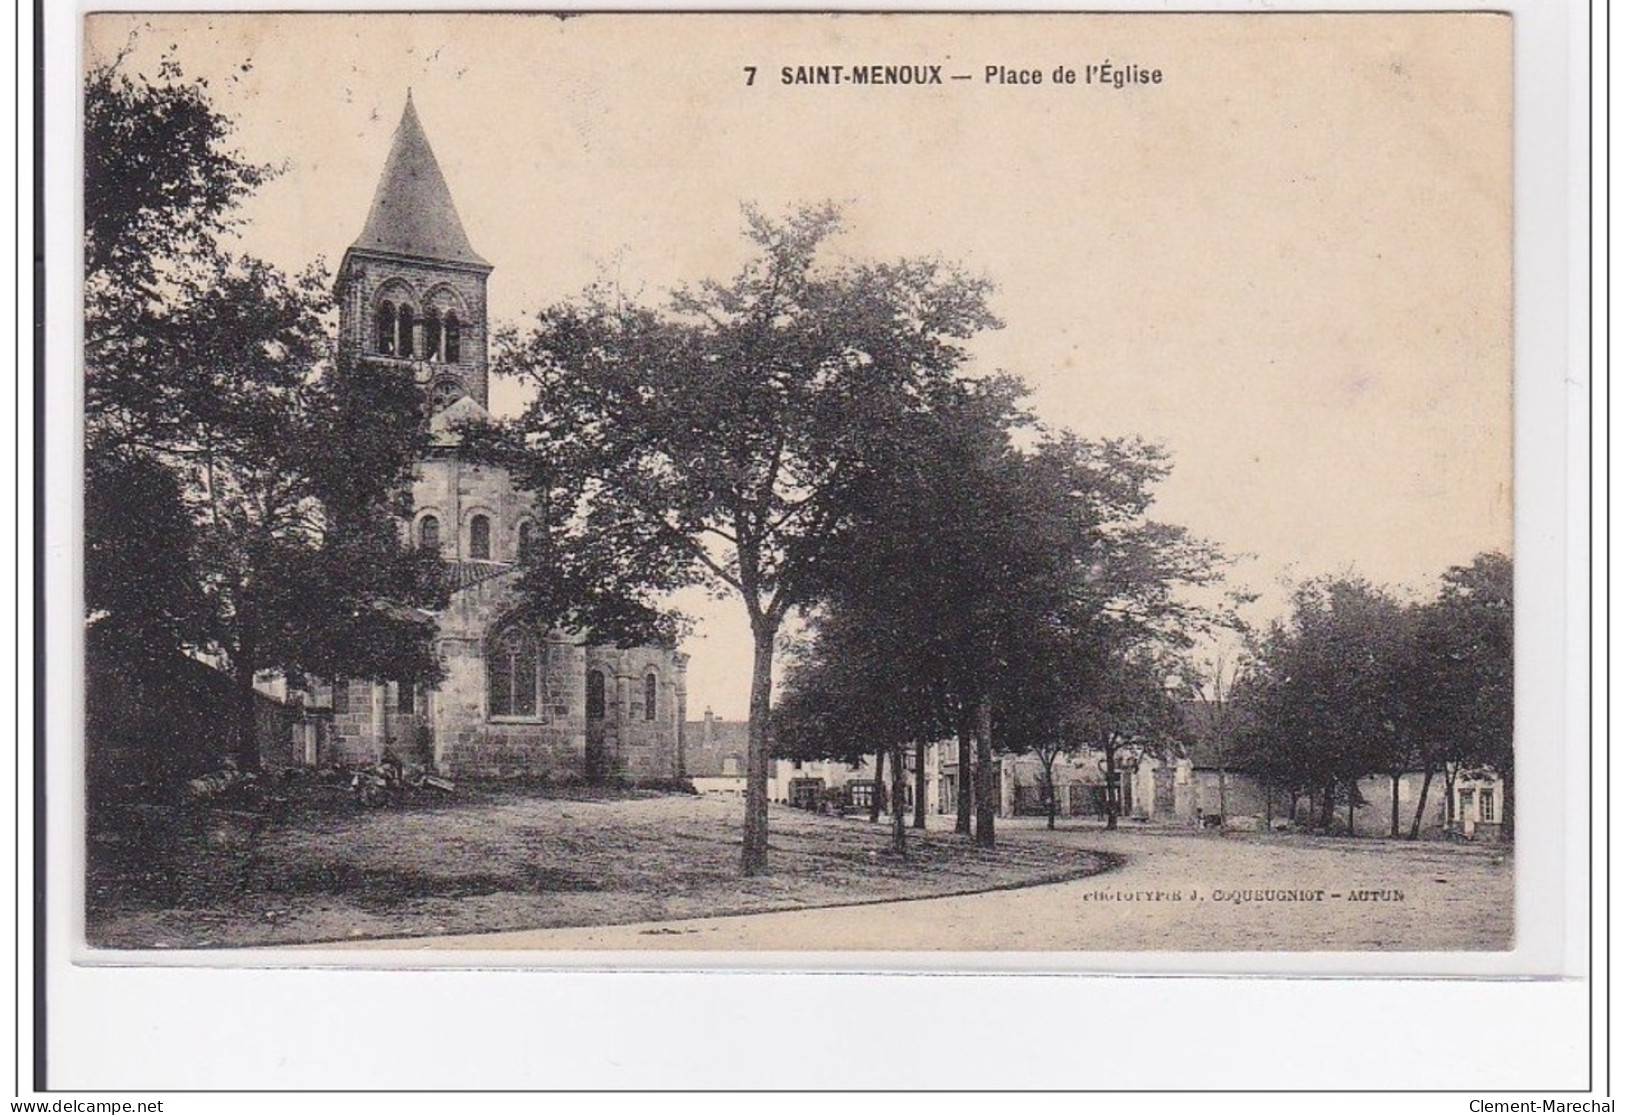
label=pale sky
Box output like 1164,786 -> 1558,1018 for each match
86,12 -> 1513,718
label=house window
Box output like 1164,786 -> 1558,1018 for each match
587,670 -> 606,720
517,520 -> 537,563
469,514 -> 491,560
397,682 -> 415,714
488,627 -> 539,718
444,313 -> 461,363
644,673 -> 658,721
418,515 -> 440,553
1458,789 -> 1473,823
332,677 -> 350,715
397,304 -> 415,358
376,302 -> 396,355
1479,789 -> 1495,823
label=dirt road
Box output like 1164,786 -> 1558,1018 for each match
344,821 -> 1513,952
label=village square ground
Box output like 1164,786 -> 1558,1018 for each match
352,805 -> 1514,953
87,789 -> 1512,952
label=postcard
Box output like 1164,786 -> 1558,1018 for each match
76,10 -> 1525,963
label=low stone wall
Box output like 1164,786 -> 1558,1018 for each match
441,723 -> 582,778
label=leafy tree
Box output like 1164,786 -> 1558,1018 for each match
84,52 -> 268,300
1237,577 -> 1413,833
1372,604 -> 1423,838
85,443 -> 209,668
83,49 -> 272,663
492,204 -> 999,873
1069,643 -> 1185,830
1238,559 -> 1511,840
84,53 -> 447,770
795,376 -> 1227,845
802,376 -> 1030,845
1180,652 -> 1250,826
995,624 -> 1095,831
1410,552 -> 1513,836
775,589 -> 955,852
985,437 -> 1230,837
772,615 -> 889,825
143,259 -> 446,767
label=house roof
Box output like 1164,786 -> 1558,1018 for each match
684,718 -> 750,777
351,94 -> 489,269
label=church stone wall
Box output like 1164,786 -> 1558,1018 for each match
429,575 -> 579,779
312,677 -> 383,766
340,252 -> 490,406
583,647 -> 682,779
325,96 -> 688,785
412,457 -> 538,563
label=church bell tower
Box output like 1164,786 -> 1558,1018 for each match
336,92 -> 493,410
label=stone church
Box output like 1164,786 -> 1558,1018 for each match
309,94 -> 688,780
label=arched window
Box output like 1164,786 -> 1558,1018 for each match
444,313 -> 461,363
418,515 -> 440,553
430,379 -> 462,411
469,514 -> 491,560
517,521 -> 537,563
644,673 -> 658,721
488,627 -> 539,718
397,304 -> 415,358
424,312 -> 442,362
376,302 -> 396,355
587,670 -> 606,720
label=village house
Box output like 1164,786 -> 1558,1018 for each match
681,710 -> 749,795
681,710 -> 880,807
676,701 -> 1505,839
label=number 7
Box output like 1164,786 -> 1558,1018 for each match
744,66 -> 757,86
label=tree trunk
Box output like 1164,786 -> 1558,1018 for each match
890,741 -> 907,856
1043,756 -> 1058,831
1501,768 -> 1514,841
1320,785 -> 1335,829
233,655 -> 261,772
955,717 -> 973,835
869,746 -> 885,824
1217,757 -> 1228,825
1408,763 -> 1435,840
1390,773 -> 1401,838
973,697 -> 995,848
1443,765 -> 1458,828
741,625 -> 777,875
912,739 -> 927,830
1347,785 -> 1355,838
1104,742 -> 1119,832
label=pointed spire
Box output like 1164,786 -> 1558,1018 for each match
352,95 -> 488,267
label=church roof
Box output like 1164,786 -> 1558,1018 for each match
428,393 -> 492,447
444,560 -> 515,594
352,93 -> 489,268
